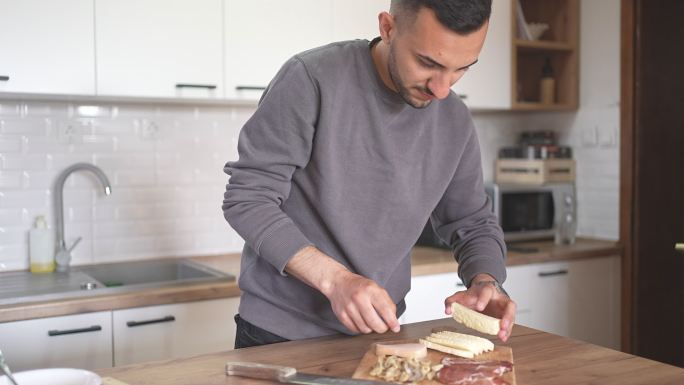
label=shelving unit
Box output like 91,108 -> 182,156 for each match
512,0 -> 579,111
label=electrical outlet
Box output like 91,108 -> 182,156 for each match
57,120 -> 85,144
140,119 -> 160,141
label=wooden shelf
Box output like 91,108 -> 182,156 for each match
512,101 -> 577,111
514,39 -> 575,52
512,0 -> 579,110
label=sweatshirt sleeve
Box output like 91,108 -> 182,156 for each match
430,120 -> 507,287
222,56 -> 318,275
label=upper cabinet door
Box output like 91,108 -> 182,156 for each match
331,0 -> 388,42
96,0 -> 223,99
451,0 -> 512,110
0,0 -> 95,95
224,0 -> 333,99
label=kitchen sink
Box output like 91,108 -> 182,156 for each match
77,259 -> 227,287
0,259 -> 234,306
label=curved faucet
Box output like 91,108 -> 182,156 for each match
54,163 -> 111,272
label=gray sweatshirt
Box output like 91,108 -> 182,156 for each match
223,39 -> 506,340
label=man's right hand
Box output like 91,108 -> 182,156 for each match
285,246 -> 400,335
322,269 -> 400,334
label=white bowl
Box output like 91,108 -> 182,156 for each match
527,22 -> 549,40
1,368 -> 101,385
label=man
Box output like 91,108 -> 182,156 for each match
223,0 -> 516,348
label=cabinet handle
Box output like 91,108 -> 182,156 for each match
456,282 -> 465,287
538,269 -> 568,277
0,76 -> 9,81
126,315 -> 175,328
235,86 -> 267,91
457,94 -> 468,100
175,83 -> 217,90
48,325 -> 102,336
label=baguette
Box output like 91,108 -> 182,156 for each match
450,302 -> 501,335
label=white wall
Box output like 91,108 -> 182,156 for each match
0,0 -> 620,271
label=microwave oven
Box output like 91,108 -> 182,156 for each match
415,182 -> 576,249
485,182 -> 576,243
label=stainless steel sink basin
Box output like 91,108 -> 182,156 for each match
77,259 -> 227,288
0,259 -> 234,306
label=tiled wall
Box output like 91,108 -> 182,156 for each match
0,101 -> 252,271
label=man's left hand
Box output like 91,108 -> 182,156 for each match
444,273 -> 516,342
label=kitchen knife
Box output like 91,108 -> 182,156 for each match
226,362 -> 394,385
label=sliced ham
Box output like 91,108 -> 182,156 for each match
437,357 -> 513,385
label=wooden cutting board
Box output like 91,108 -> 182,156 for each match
352,337 -> 516,385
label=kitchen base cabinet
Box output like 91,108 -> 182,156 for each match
505,255 -> 621,349
112,297 -> 239,366
0,311 -> 112,371
402,255 -> 620,350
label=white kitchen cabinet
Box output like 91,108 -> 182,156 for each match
331,0 -> 388,42
451,0 -> 512,109
95,0 -> 223,99
112,297 -> 239,366
0,311 -> 112,371
402,272 -> 463,324
402,256 -> 620,350
224,0 -> 334,99
0,0 -> 95,95
505,255 -> 621,349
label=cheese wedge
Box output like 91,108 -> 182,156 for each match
419,338 -> 474,358
375,342 -> 427,359
450,302 -> 501,335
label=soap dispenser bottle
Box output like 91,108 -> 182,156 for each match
29,215 -> 55,273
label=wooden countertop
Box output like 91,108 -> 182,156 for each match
0,238 -> 619,323
96,318 -> 684,385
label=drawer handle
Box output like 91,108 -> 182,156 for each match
0,76 -> 9,81
175,83 -> 217,89
538,269 -> 568,277
48,325 -> 102,336
126,315 -> 176,328
235,86 -> 267,91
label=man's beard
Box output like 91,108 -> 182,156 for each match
387,45 -> 433,109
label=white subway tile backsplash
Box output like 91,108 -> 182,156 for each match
0,118 -> 50,135
0,208 -> 23,226
115,205 -> 155,221
2,154 -> 47,171
0,189 -> 50,209
156,168 -> 194,185
0,136 -> 23,153
115,236 -> 156,255
48,154 -> 95,172
0,226 -> 28,245
94,154 -> 154,170
0,244 -> 27,271
0,171 -> 22,189
114,169 -> 156,187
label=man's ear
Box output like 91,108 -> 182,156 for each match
378,11 -> 395,42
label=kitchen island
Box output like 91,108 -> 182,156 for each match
97,318 -> 684,385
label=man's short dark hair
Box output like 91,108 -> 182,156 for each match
390,0 -> 492,34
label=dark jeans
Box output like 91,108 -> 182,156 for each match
234,314 -> 290,349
